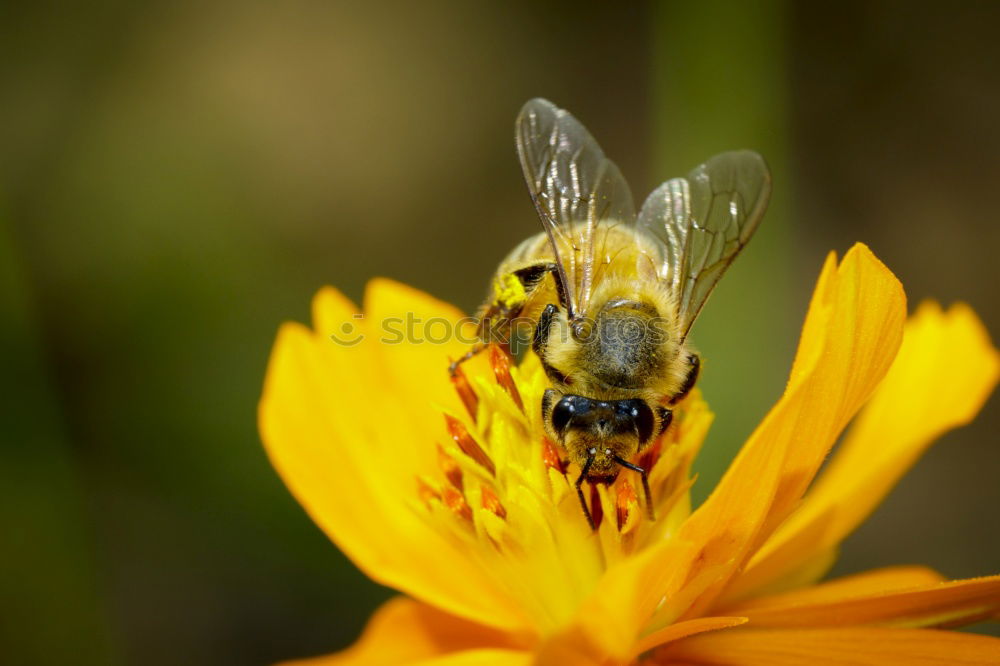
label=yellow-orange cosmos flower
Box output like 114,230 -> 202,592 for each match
260,244 -> 1000,665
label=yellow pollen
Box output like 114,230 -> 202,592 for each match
493,272 -> 527,309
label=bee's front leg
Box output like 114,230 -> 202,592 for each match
669,353 -> 700,404
533,304 -> 570,385
575,451 -> 597,530
448,344 -> 488,377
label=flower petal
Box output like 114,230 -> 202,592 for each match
362,279 -> 477,463
631,617 -> 748,657
728,565 -> 945,611
759,244 -> 908,539
727,570 -> 1000,629
410,650 -> 532,666
260,286 -> 528,632
658,627 -> 1000,665
277,597 -> 527,666
647,244 -> 906,625
730,301 -> 1000,601
535,539 -> 702,661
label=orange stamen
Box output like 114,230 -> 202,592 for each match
617,480 -> 637,531
416,478 -> 441,507
442,487 -> 473,522
589,483 -> 604,530
480,485 -> 507,520
449,364 -> 479,421
436,443 -> 463,491
444,414 -> 496,476
489,345 -> 524,411
542,436 -> 566,474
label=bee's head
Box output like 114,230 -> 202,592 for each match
541,390 -> 671,475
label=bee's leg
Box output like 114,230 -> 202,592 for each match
575,451 -> 596,530
449,300 -> 514,377
533,304 -> 570,385
540,387 -> 559,431
669,353 -> 701,404
613,454 -> 655,521
656,407 -> 673,437
451,262 -> 563,376
448,343 -> 487,377
532,303 -> 556,356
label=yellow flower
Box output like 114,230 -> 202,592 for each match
259,244 -> 1000,665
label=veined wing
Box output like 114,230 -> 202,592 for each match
516,98 -> 635,320
637,150 -> 771,340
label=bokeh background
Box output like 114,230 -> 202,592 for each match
3,1 -> 998,664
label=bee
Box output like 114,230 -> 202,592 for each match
451,99 -> 771,529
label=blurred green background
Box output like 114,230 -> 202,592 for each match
2,1 -> 998,664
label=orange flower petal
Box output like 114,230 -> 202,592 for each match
658,626 -> 1000,665
744,545 -> 839,601
759,244 -> 907,540
731,302 -> 1000,601
726,570 -> 1000,629
726,565 -> 945,612
525,537 -> 718,663
535,608 -> 748,665
648,244 -> 906,624
277,597 -> 527,666
631,617 -> 748,657
260,286 -> 528,633
408,650 -> 533,666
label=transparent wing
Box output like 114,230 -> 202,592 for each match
516,98 -> 635,318
637,150 -> 771,340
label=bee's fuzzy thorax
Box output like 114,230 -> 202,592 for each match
541,270 -> 690,402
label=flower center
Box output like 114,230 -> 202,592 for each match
405,346 -> 714,632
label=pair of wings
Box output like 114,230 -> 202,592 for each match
516,98 -> 771,341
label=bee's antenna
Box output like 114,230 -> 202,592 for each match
613,454 -> 655,522
575,451 -> 596,530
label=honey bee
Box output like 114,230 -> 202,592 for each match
451,99 -> 771,529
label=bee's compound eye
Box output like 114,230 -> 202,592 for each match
551,395 -> 584,435
616,402 -> 639,418
617,399 -> 655,444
